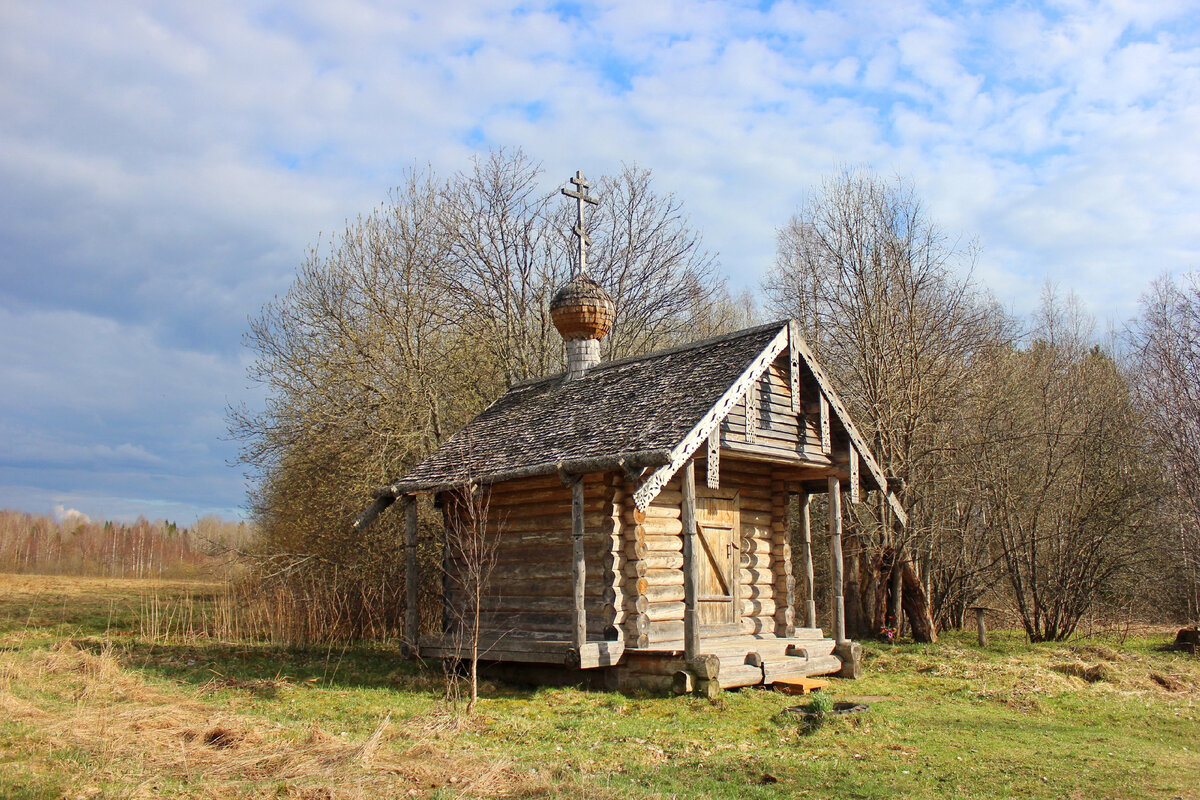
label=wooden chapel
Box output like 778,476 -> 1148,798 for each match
354,171 -> 908,692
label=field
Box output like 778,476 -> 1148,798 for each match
1,574 -> 1197,799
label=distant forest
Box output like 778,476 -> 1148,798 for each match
0,510 -> 252,579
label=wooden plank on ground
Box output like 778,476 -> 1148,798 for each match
773,676 -> 830,695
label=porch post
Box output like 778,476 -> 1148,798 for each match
828,476 -> 848,645
571,476 -> 587,650
800,493 -> 817,629
682,459 -> 700,661
403,494 -> 418,657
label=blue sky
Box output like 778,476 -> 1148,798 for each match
1,0 -> 1198,523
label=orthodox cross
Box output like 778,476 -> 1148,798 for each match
562,170 -> 598,277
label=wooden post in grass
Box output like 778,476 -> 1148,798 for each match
971,606 -> 988,647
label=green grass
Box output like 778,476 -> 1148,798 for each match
2,573 -> 1197,799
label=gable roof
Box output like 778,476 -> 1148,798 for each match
387,321 -> 783,494
374,319 -> 906,527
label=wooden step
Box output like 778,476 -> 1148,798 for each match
773,676 -> 831,695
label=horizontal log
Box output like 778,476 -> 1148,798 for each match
774,606 -> 795,626
643,569 -> 684,587
740,598 -> 777,617
717,456 -> 774,474
646,601 -> 685,622
483,497 -> 610,521
635,518 -> 683,536
625,541 -> 649,560
741,583 -> 775,600
616,595 -> 649,615
740,510 -> 772,526
741,537 -> 772,555
741,524 -> 772,541
645,583 -> 685,603
647,490 -> 683,508
463,612 -> 610,635
643,552 -> 684,570
774,574 -> 796,594
471,562 -> 609,581
622,561 -> 649,579
625,613 -> 650,635
648,620 -> 684,644
740,551 -> 773,570
470,596 -> 596,614
484,511 -> 605,534
741,567 -> 774,585
625,507 -> 681,524
643,535 -> 683,552
739,497 -> 773,513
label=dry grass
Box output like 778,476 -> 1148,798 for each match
0,640 -> 554,798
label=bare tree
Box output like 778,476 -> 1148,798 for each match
441,482 -> 500,714
231,149 -> 736,643
1131,272 -> 1200,620
960,288 -> 1161,640
764,167 -> 1012,642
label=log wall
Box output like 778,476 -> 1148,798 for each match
442,472 -> 623,642
621,457 -> 792,649
720,354 -> 826,460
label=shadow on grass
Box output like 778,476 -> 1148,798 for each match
67,637 -> 543,701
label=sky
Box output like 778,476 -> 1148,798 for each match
1,0 -> 1198,524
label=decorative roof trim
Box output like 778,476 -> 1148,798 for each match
633,325 -> 791,511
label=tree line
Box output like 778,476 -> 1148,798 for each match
232,151 -> 1200,644
0,510 -> 251,578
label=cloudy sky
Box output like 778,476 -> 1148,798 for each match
1,0 -> 1197,523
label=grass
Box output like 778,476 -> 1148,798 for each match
1,572 -> 1198,799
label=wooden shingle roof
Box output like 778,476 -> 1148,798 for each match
387,322 -> 784,494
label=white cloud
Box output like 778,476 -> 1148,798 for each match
1,0 -> 1199,518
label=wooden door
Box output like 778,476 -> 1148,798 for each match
695,492 -> 740,627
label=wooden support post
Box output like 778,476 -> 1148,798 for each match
772,478 -> 794,637
799,493 -> 816,629
403,494 -> 418,656
828,476 -> 847,645
682,460 -> 700,662
571,476 -> 587,650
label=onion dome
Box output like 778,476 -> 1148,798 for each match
550,275 -> 616,342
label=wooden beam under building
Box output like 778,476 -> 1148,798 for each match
799,493 -> 816,629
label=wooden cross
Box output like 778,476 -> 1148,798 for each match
561,170 -> 599,276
